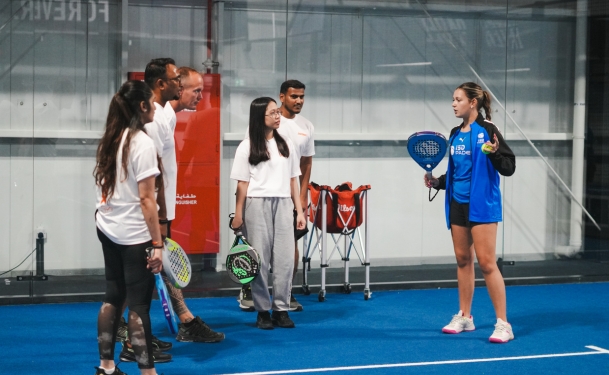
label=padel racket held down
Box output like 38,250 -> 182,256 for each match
407,131 -> 448,201
147,247 -> 179,334
226,214 -> 260,285
226,232 -> 260,285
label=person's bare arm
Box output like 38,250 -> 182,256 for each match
298,156 -> 312,212
139,176 -> 163,272
156,179 -> 168,238
232,181 -> 249,230
291,177 -> 305,230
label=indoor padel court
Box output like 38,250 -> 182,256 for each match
1,282 -> 607,375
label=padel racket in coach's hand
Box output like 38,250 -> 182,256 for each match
162,238 -> 192,289
407,131 -> 448,202
226,213 -> 260,285
147,247 -> 179,334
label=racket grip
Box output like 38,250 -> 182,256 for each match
426,171 -> 432,180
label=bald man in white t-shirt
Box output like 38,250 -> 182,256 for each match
239,80 -> 314,312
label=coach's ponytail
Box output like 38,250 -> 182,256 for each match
481,90 -> 492,121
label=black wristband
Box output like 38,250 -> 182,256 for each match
152,244 -> 164,249
159,219 -> 170,224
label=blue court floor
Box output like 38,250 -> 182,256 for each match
0,282 -> 608,375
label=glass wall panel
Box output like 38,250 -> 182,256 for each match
221,0 -> 606,282
127,1 -> 208,71
502,3 -> 581,279
32,1 -> 120,289
2,1 -> 36,298
2,0 -> 608,302
223,0 -> 287,135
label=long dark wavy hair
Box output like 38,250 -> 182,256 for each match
457,82 -> 492,121
248,97 -> 290,166
94,80 -> 161,202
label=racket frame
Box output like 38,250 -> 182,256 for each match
147,248 -> 179,334
226,232 -> 260,285
162,238 -> 192,289
407,131 -> 448,202
406,131 -> 448,175
155,273 -> 179,334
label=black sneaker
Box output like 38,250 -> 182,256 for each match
151,335 -> 172,351
239,284 -> 255,312
176,316 -> 225,343
256,311 -> 273,330
271,310 -> 295,328
119,342 -> 172,363
94,366 -> 127,375
289,294 -> 303,312
116,317 -> 128,342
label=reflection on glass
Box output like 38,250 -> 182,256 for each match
1,1 -> 607,301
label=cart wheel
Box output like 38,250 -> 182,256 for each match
342,283 -> 352,294
364,289 -> 371,300
318,290 -> 326,302
302,285 -> 311,295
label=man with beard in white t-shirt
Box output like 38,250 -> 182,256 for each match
117,61 -> 224,364
239,80 -> 314,312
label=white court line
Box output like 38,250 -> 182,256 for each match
220,346 -> 609,375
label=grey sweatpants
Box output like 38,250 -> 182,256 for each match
242,197 -> 295,312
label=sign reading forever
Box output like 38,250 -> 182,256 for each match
18,0 -> 110,23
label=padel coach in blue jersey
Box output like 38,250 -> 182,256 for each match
435,113 -> 515,228
425,82 -> 516,344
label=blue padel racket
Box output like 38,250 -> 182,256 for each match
147,248 -> 179,334
226,214 -> 260,285
407,131 -> 448,201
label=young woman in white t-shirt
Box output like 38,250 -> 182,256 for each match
93,80 -> 164,375
231,97 -> 306,330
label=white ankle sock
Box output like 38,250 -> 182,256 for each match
100,367 -> 115,374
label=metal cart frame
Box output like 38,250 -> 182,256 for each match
301,186 -> 371,301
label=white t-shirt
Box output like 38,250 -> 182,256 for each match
96,130 -> 160,245
245,114 -> 315,160
230,137 -> 301,197
164,101 -> 177,132
278,114 -> 315,160
145,102 -> 177,220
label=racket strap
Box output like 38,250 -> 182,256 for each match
428,187 -> 440,202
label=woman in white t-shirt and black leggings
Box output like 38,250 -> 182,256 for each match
93,80 -> 164,375
231,97 -> 306,330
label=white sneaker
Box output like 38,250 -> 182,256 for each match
489,318 -> 514,343
238,285 -> 255,312
442,310 -> 475,334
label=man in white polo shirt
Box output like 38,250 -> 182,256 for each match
239,80 -> 315,312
